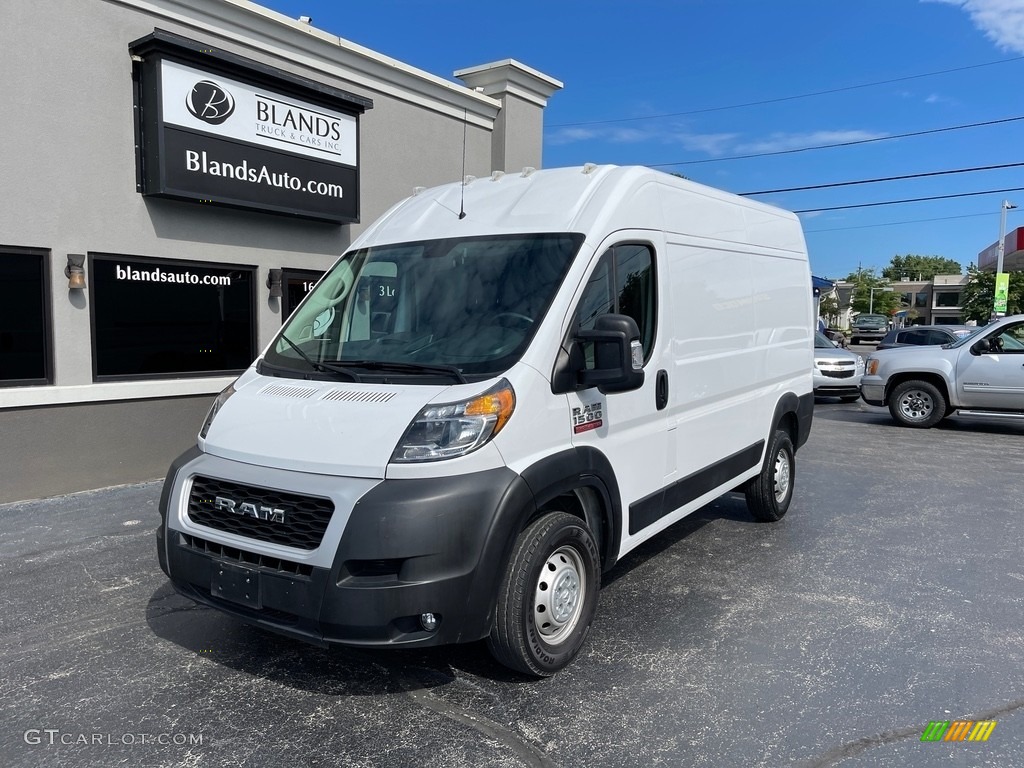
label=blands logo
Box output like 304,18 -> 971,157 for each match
160,60 -> 358,167
186,80 -> 235,125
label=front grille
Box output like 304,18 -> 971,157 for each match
822,370 -> 855,379
188,476 -> 333,550
179,533 -> 313,578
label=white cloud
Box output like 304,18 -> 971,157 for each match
734,130 -> 888,154
545,124 -> 890,162
545,127 -> 602,146
608,127 -> 655,144
545,125 -> 667,146
668,131 -> 741,156
545,124 -> 739,155
927,0 -> 1024,53
925,92 -> 959,105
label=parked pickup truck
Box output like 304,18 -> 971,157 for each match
850,314 -> 890,345
861,314 -> 1024,427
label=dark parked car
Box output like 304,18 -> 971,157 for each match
876,324 -> 977,350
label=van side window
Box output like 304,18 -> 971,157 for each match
578,244 -> 656,359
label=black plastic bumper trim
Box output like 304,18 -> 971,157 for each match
163,466 -> 535,647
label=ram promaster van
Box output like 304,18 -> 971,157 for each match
157,165 -> 814,676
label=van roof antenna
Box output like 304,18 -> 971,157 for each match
458,108 -> 468,219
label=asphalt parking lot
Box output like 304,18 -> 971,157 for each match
1,398 -> 1022,768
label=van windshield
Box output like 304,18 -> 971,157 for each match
263,233 -> 583,382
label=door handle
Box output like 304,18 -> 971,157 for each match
656,369 -> 669,410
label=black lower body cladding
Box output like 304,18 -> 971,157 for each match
159,452 -> 536,648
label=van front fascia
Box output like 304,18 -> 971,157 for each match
158,445 -> 627,646
160,459 -> 537,647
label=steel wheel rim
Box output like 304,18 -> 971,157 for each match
773,448 -> 792,504
898,389 -> 933,421
534,545 -> 586,645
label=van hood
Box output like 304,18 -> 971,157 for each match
201,373 -> 449,478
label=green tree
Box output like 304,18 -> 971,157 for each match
959,266 -> 1024,323
818,294 -> 839,324
882,254 -> 962,281
844,268 -> 902,316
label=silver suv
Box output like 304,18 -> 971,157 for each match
861,315 -> 1024,427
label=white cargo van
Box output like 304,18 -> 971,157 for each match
157,164 -> 814,676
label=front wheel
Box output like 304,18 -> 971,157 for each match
888,380 -> 945,428
744,430 -> 795,522
487,512 -> 600,677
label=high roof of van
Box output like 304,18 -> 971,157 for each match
351,164 -> 807,256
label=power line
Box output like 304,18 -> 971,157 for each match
741,161 -> 1024,196
803,210 -> 1009,233
793,187 -> 1024,214
647,115 -> 1024,167
549,55 -> 1024,127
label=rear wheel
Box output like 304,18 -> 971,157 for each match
888,380 -> 945,428
487,511 -> 600,677
744,429 -> 795,522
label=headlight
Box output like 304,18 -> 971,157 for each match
199,382 -> 236,440
391,379 -> 515,463
865,359 -> 878,376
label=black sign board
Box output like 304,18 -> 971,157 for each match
130,30 -> 372,224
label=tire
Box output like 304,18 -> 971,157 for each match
487,511 -> 600,677
744,430 -> 795,522
888,380 -> 946,428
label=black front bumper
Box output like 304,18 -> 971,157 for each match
159,452 -> 535,648
814,384 -> 861,398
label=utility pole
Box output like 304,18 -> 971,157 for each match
995,200 -> 1016,318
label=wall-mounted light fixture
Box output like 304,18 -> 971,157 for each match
266,268 -> 283,299
65,254 -> 86,290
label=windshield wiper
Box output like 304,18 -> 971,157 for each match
277,333 -> 360,382
343,359 -> 468,384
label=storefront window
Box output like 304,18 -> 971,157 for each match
90,254 -> 255,380
934,291 -> 961,307
0,247 -> 51,386
281,269 -> 324,320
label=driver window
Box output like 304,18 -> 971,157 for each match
996,322 -> 1024,353
577,244 -> 656,360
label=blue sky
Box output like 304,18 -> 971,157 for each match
258,0 -> 1024,280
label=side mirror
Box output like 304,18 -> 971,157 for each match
577,314 -> 645,393
971,338 -> 992,355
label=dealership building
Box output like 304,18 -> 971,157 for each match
0,0 -> 561,503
